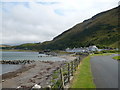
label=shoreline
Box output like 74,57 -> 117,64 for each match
0,54 -> 76,76
1,64 -> 35,80
0,64 -> 22,75
0,57 -> 73,88
0,52 -> 76,88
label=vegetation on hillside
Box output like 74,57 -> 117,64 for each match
11,6 -> 119,50
13,43 -> 39,50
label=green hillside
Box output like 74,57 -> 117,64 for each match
0,44 -> 11,47
13,43 -> 41,50
14,6 -> 119,50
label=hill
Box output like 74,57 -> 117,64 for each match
0,44 -> 11,47
14,6 -> 119,50
13,43 -> 41,50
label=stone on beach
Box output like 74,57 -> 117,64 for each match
32,84 -> 41,89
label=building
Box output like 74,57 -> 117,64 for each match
66,45 -> 99,53
66,47 -> 88,53
88,45 -> 98,51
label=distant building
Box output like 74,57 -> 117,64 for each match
66,47 -> 88,53
88,45 -> 98,51
66,45 -> 99,53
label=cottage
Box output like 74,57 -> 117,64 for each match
88,45 -> 98,51
66,47 -> 88,53
66,45 -> 99,53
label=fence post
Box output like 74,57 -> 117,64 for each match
77,58 -> 79,66
78,56 -> 81,63
68,63 -> 70,83
60,68 -> 64,88
74,59 -> 76,71
71,61 -> 74,76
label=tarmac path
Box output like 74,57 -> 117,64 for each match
90,54 -> 119,88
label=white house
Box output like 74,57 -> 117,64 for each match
88,45 -> 98,51
66,47 -> 88,53
66,45 -> 99,53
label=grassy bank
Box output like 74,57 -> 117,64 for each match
112,56 -> 120,60
90,53 -> 114,57
71,56 -> 96,88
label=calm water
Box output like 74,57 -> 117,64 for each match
1,51 -> 65,61
0,64 -> 21,75
0,51 -> 65,75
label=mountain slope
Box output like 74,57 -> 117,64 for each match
14,6 -> 119,50
38,6 -> 119,50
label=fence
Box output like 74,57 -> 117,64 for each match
48,56 -> 84,89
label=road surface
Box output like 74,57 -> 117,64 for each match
90,54 -> 119,88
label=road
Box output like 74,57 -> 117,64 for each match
90,54 -> 119,88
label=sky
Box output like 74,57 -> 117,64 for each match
0,0 -> 119,45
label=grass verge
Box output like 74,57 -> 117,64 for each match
70,53 -> 116,88
112,56 -> 120,60
71,53 -> 116,88
90,53 -> 115,57
70,56 -> 96,88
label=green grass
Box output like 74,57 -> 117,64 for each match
112,56 -> 120,60
70,53 -> 116,88
71,56 -> 96,88
90,53 -> 114,57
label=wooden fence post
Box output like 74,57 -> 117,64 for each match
79,56 -> 81,63
60,68 -> 64,88
77,58 -> 79,66
71,61 -> 74,76
68,63 -> 70,83
74,59 -> 76,71
49,57 -> 82,89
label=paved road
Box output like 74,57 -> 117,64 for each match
90,54 -> 119,88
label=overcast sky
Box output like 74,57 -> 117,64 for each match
0,0 -> 119,45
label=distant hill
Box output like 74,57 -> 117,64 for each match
0,44 -> 11,47
13,43 -> 40,50
14,6 -> 119,50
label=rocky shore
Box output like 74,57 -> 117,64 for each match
0,55 -> 76,89
0,60 -> 35,65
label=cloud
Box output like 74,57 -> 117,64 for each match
1,0 -> 119,45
